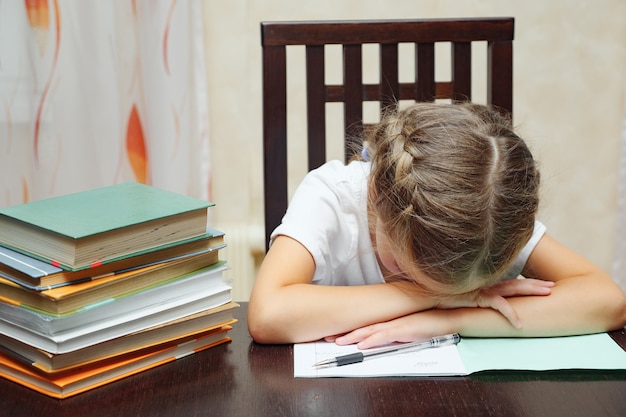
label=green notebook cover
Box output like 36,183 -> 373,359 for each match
0,182 -> 213,239
0,183 -> 214,270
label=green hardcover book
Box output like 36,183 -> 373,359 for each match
0,182 -> 213,271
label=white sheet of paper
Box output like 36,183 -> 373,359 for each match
294,341 -> 467,377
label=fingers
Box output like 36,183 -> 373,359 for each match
334,324 -> 399,349
334,314 -> 437,349
334,326 -> 377,347
489,278 -> 554,297
478,293 -> 522,329
470,279 -> 554,328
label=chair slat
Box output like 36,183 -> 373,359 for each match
343,44 -> 363,161
416,43 -> 435,102
487,40 -> 513,114
379,43 -> 400,112
262,45 -> 288,245
262,18 -> 514,46
452,42 -> 472,102
306,45 -> 327,170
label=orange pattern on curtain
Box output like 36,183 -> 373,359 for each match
24,0 -> 49,36
126,105 -> 149,184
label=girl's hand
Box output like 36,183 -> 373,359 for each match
435,278 -> 554,329
333,310 -> 451,349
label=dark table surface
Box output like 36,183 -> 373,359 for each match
1,302 -> 625,417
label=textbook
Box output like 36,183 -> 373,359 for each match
0,280 -> 232,354
294,333 -> 626,378
0,302 -> 239,373
0,182 -> 213,271
0,227 -> 225,289
0,325 -> 233,399
0,262 -> 229,336
0,250 -> 221,315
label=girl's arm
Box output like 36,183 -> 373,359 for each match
247,235 -> 437,344
335,234 -> 626,348
248,235 -> 554,344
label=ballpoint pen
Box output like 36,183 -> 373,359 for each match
313,333 -> 461,368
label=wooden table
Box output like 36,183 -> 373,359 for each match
1,303 -> 625,416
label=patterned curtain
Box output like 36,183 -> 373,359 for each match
0,0 -> 210,206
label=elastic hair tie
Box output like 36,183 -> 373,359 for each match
361,144 -> 371,161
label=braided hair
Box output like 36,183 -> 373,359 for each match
365,102 -> 539,295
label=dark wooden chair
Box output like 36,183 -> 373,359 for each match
261,17 -> 515,250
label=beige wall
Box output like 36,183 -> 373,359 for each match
202,0 -> 626,301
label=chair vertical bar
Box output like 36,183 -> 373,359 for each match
487,40 -> 513,116
343,44 -> 363,162
415,43 -> 436,101
451,42 -> 472,102
379,43 -> 400,112
262,45 -> 288,250
306,45 -> 327,170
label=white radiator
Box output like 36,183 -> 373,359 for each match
217,222 -> 265,302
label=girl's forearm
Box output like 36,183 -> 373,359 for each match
248,281 -> 435,344
449,276 -> 626,337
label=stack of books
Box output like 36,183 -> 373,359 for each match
0,182 -> 238,398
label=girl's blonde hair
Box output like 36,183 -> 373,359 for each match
366,102 -> 539,295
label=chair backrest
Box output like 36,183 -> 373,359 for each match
261,17 -> 514,250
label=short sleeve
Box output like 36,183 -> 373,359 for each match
503,221 -> 547,280
269,161 -> 370,285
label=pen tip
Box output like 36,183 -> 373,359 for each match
313,360 -> 330,368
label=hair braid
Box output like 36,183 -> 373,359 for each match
366,102 -> 539,295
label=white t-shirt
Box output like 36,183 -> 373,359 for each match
271,160 -> 546,286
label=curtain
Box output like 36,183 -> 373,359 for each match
615,83 -> 626,291
0,0 -> 210,206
